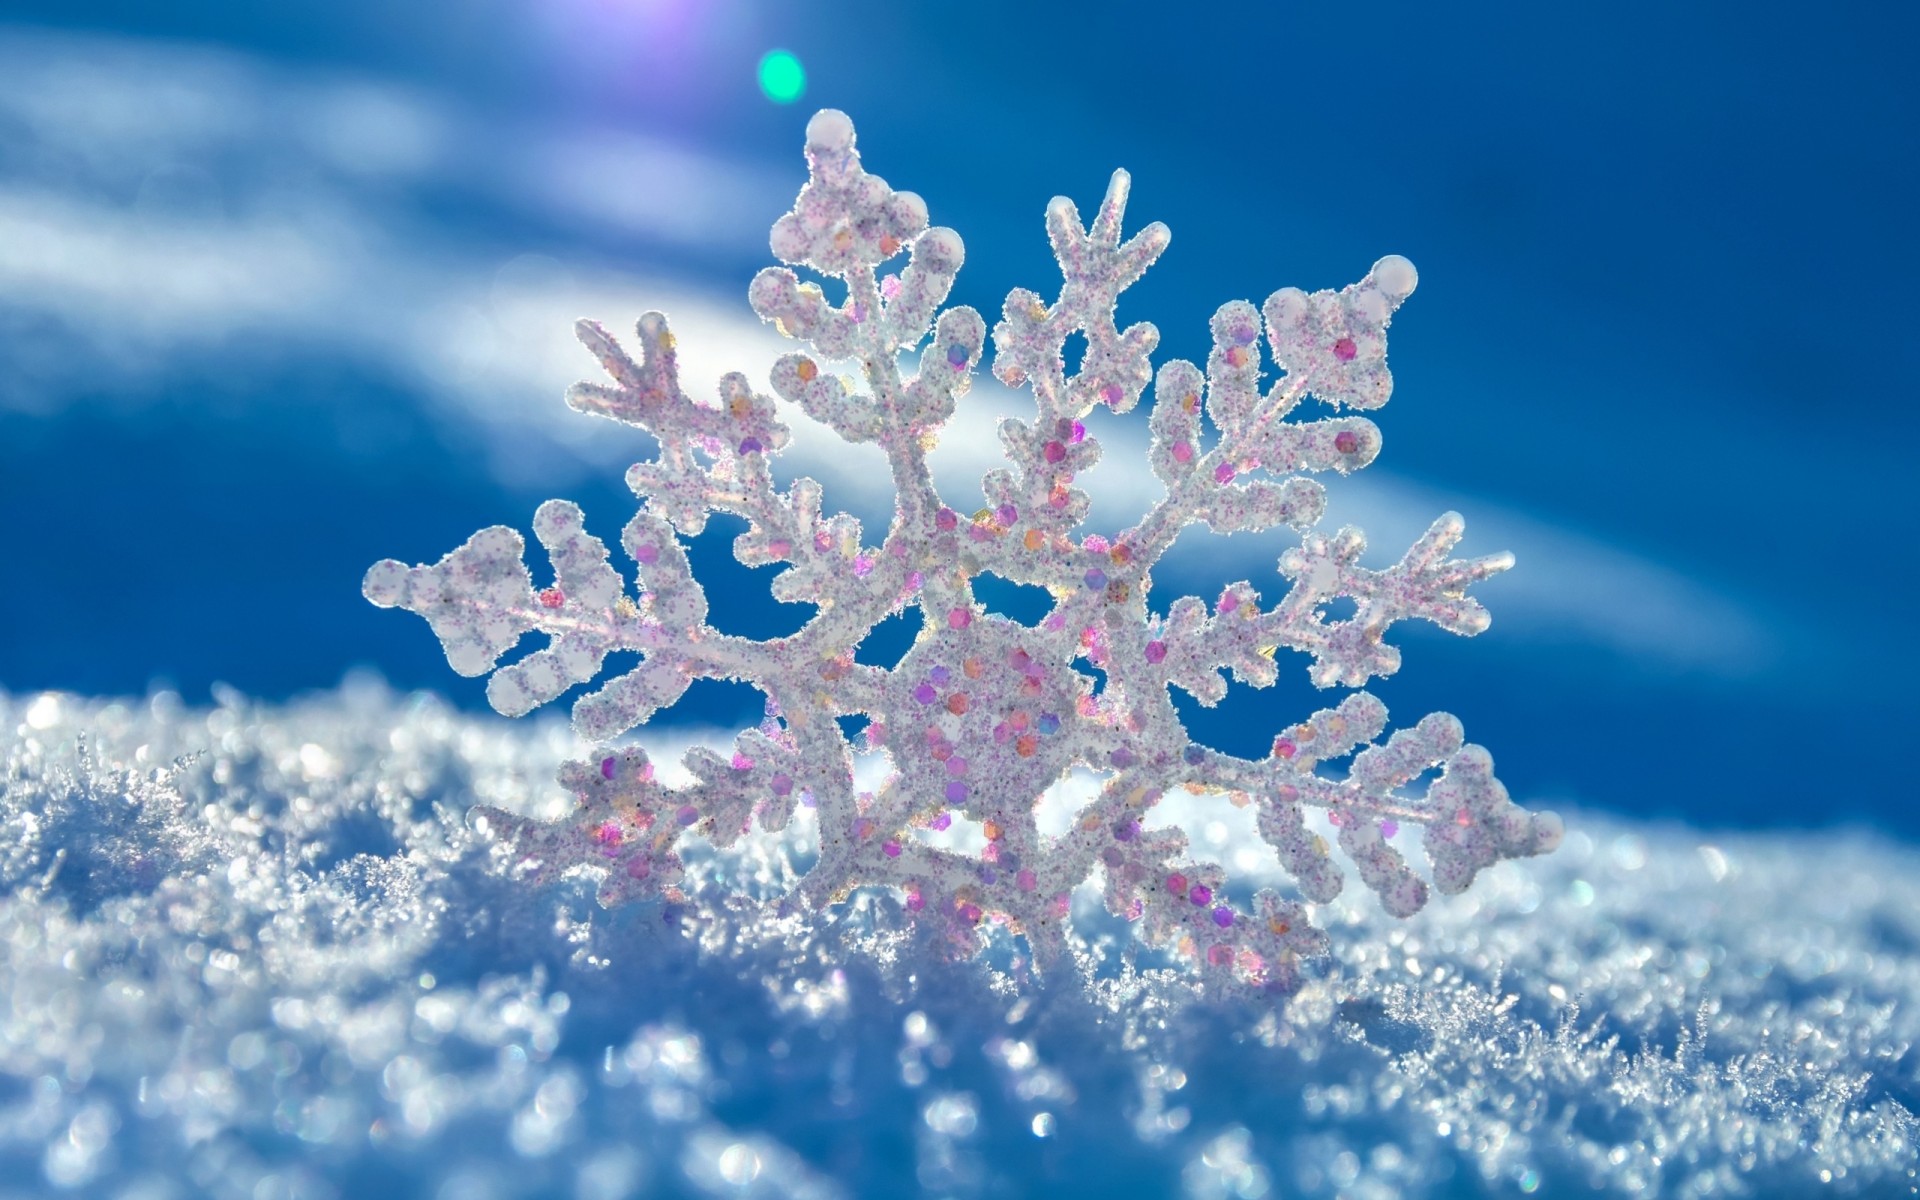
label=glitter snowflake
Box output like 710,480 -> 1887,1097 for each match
364,110 -> 1562,997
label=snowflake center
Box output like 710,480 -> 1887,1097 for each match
889,616 -> 1084,827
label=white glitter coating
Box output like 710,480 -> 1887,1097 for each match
365,112 -> 1559,998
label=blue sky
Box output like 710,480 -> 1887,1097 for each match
0,1 -> 1913,834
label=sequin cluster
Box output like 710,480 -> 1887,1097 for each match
366,110 -> 1561,998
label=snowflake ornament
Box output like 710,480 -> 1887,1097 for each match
364,110 -> 1562,997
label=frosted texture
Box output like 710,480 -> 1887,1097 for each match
364,112 -> 1558,996
2,688 -> 1914,1197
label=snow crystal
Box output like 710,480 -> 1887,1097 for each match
363,111 -> 1558,997
1,687 -> 1914,1197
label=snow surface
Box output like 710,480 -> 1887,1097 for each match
1,685 -> 1914,1198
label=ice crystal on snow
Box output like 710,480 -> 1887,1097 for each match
4,692 -> 1916,1197
365,110 -> 1561,996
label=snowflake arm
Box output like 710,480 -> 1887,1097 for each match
1269,512 -> 1515,687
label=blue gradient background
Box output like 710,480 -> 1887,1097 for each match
1,1 -> 1913,834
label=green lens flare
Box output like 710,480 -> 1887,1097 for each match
757,50 -> 806,104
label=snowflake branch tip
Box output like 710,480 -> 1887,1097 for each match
367,109 -> 1558,1004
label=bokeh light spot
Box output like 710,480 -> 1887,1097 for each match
757,50 -> 806,104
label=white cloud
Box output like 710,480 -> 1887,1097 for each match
516,128 -> 788,250
0,188 -> 348,340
